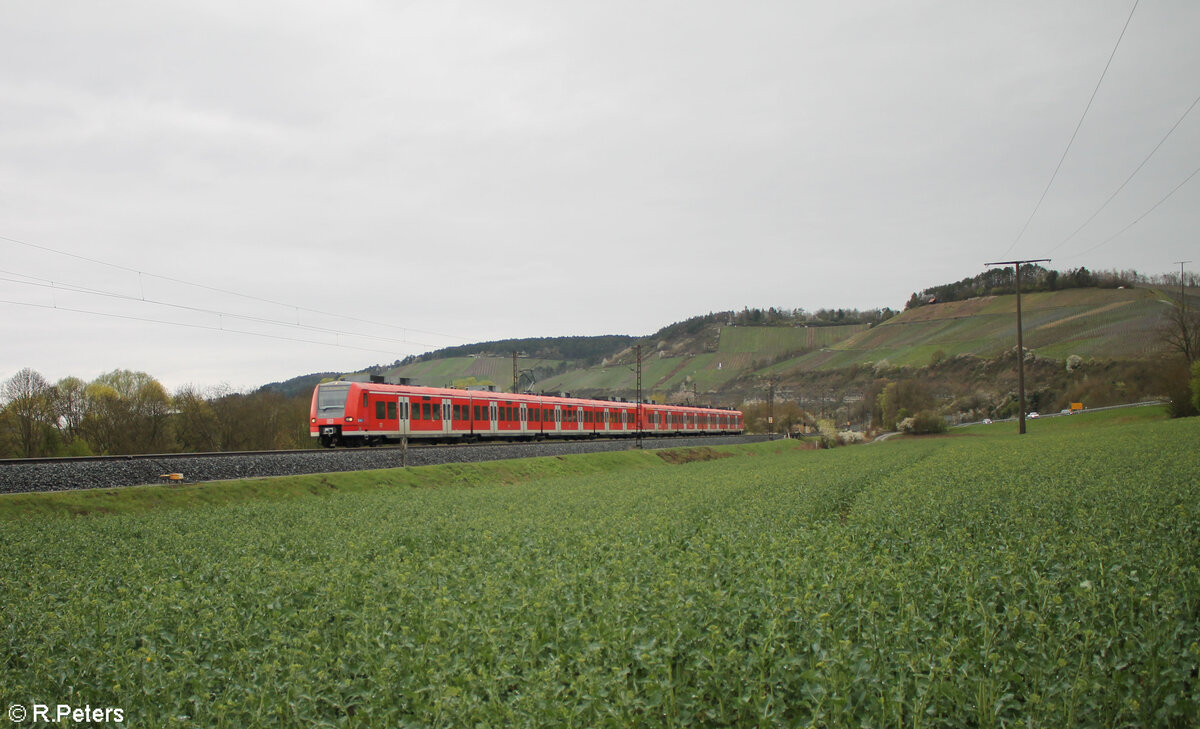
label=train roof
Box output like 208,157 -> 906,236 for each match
321,380 -> 740,412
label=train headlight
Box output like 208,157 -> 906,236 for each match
345,417 -> 353,422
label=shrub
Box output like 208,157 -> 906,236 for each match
1159,360 -> 1199,418
900,410 -> 947,435
838,430 -> 866,444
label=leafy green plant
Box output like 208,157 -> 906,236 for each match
2,412 -> 1197,726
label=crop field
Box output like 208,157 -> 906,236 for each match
799,288 -> 1173,370
717,325 -> 866,355
2,410 -> 1198,726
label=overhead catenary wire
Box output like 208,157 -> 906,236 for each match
1001,0 -> 1140,258
0,233 -> 468,343
0,269 -> 446,351
0,298 -> 406,357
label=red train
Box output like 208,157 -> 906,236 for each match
310,381 -> 744,447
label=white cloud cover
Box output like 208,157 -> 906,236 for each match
2,0 -> 1198,390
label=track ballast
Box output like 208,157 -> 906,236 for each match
0,435 -> 771,495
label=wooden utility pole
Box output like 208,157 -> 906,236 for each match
985,258 -> 1050,434
512,350 -> 519,394
635,343 -> 643,449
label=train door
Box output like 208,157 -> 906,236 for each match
442,401 -> 451,436
489,401 -> 498,436
519,404 -> 528,435
398,396 -> 410,437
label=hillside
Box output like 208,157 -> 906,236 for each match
785,287 -> 1168,371
362,287 -> 1169,398
265,285 -> 1185,429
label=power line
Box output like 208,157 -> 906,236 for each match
0,232 -> 469,342
1048,91 -> 1200,255
1002,0 -> 1140,257
1060,160 -> 1200,259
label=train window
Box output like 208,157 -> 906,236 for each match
387,402 -> 397,420
362,393 -> 368,408
375,401 -> 385,419
402,402 -> 409,419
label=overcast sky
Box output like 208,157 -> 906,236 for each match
3,1 -> 1198,392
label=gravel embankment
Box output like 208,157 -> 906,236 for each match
0,435 -> 771,494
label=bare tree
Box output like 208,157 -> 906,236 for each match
2,367 -> 53,457
1159,297 -> 1200,364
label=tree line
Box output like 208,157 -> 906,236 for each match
401,335 -> 637,368
904,265 -> 1194,310
0,368 -> 314,458
655,307 -> 898,340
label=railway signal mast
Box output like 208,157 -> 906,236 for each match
985,258 -> 1050,435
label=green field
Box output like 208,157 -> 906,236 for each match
3,409 -> 1198,726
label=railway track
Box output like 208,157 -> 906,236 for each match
0,434 -> 771,495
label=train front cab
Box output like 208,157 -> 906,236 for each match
311,381 -> 356,447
